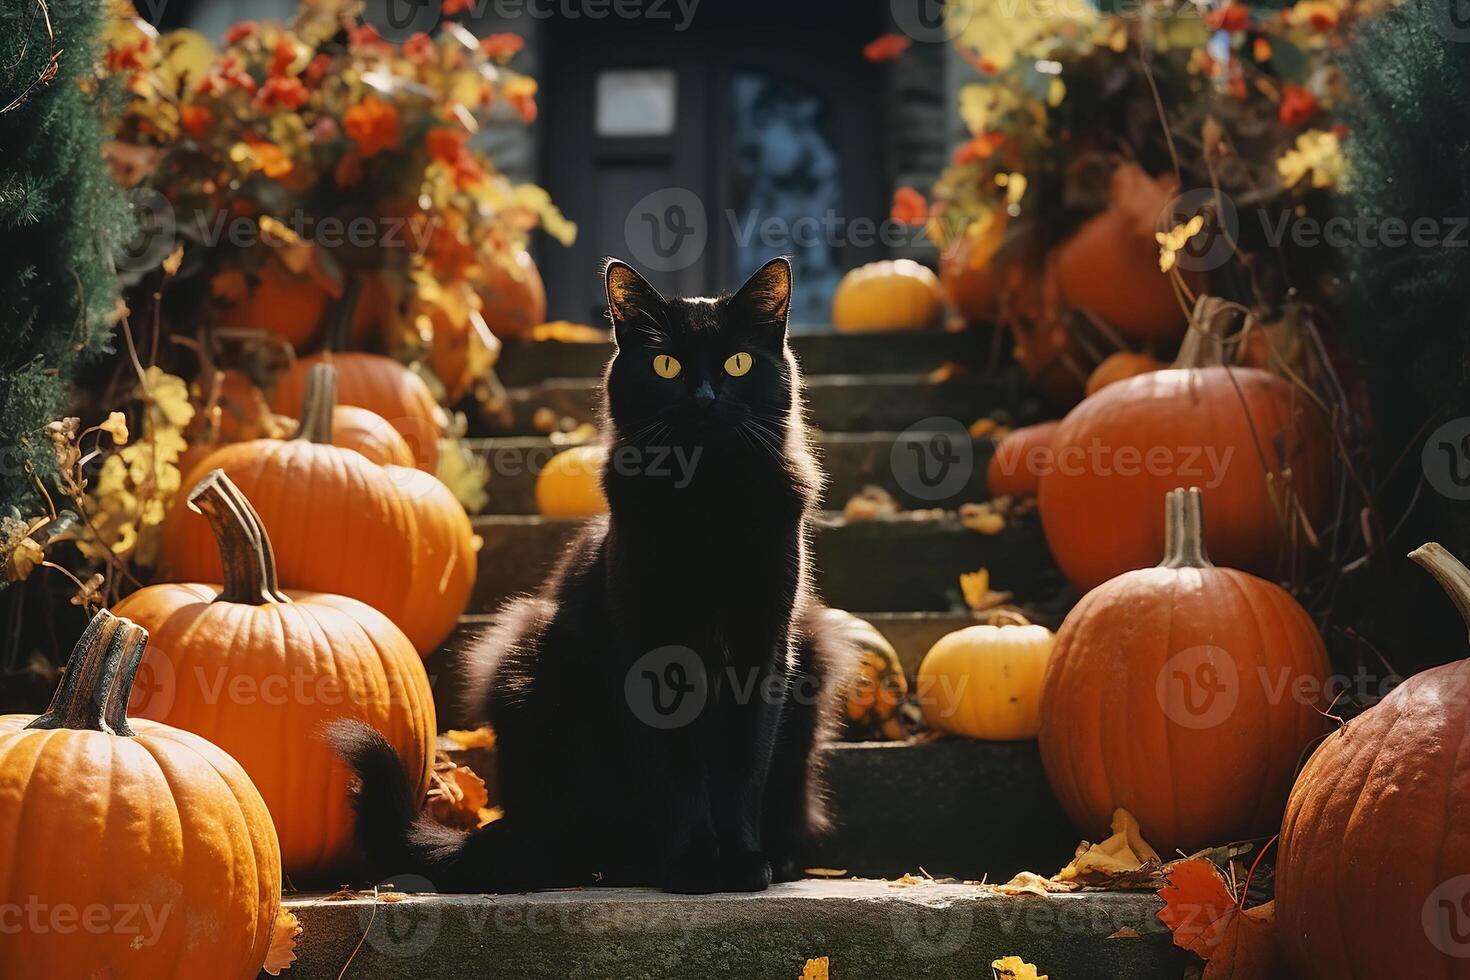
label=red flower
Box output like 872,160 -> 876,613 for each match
224,22 -> 256,46
257,75 -> 310,111
1278,84 -> 1318,126
349,24 -> 391,55
270,35 -> 299,77
304,53 -> 332,87
427,126 -> 468,164
180,104 -> 214,140
890,187 -> 928,226
480,33 -> 525,60
863,33 -> 911,63
404,32 -> 435,62
344,95 -> 402,157
1207,3 -> 1251,31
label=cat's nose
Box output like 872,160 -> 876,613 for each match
693,380 -> 717,408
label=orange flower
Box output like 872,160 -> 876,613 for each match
404,32 -> 435,62
890,186 -> 928,225
349,24 -> 391,55
504,76 -> 538,123
427,126 -> 468,165
225,22 -> 256,45
180,104 -> 214,139
256,76 -> 309,111
344,95 -> 402,157
1278,84 -> 1318,126
1207,3 -> 1251,31
270,35 -> 300,77
863,33 -> 911,63
480,33 -> 525,60
952,133 -> 1003,167
244,139 -> 293,180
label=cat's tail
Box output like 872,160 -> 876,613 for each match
327,720 -> 513,892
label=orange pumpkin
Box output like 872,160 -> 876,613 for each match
118,471 -> 436,880
536,445 -> 609,517
1038,488 -> 1331,853
1084,351 -> 1165,396
271,351 -> 444,471
940,212 -> 1008,323
221,251 -> 339,350
986,420 -> 1060,499
832,259 -> 944,332
166,365 -> 475,653
476,249 -> 547,341
0,609 -> 281,978
1053,163 -> 1185,344
1277,542 -> 1470,979
1037,298 -> 1330,591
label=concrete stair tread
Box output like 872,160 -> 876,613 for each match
482,371 -> 1032,436
471,430 -> 999,514
271,879 -> 1180,979
468,511 -> 1069,614
495,329 -> 992,385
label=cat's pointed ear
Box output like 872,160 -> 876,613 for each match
604,258 -> 668,348
727,257 -> 792,342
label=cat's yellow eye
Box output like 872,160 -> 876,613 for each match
652,354 -> 682,379
724,352 -> 753,377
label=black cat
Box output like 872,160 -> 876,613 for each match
332,257 -> 857,894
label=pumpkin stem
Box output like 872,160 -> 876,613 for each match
188,468 -> 292,606
1159,487 -> 1213,569
295,362 -> 337,444
987,609 -> 1032,628
1173,295 -> 1232,370
25,609 -> 149,735
1410,542 -> 1470,642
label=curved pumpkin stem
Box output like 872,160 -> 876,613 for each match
987,609 -> 1033,628
1173,295 -> 1232,370
295,361 -> 337,444
1159,487 -> 1213,569
26,609 -> 148,735
1411,542 -> 1470,643
188,468 -> 291,606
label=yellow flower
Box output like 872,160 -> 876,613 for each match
1156,214 -> 1206,272
100,411 -> 129,445
1277,129 -> 1344,189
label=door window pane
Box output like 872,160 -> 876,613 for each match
596,69 -> 678,137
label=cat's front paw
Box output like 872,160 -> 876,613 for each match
662,845 -> 724,894
719,849 -> 772,892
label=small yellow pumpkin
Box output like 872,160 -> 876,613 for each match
536,445 -> 609,517
917,611 -> 1056,740
832,259 -> 943,333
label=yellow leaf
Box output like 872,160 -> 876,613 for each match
100,411 -> 129,445
992,955 -> 1047,980
444,726 -> 496,750
800,956 -> 829,980
960,568 -> 990,610
261,908 -> 301,976
162,245 -> 184,277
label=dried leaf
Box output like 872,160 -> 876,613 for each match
444,726 -> 496,750
1157,857 -> 1238,958
426,758 -> 490,830
1055,809 -> 1162,886
261,908 -> 301,975
992,955 -> 1047,979
800,956 -> 829,980
1203,901 -> 1288,980
803,868 -> 849,878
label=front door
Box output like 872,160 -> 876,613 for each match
540,1 -> 887,326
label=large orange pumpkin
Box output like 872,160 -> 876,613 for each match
1053,163 -> 1186,344
986,420 -> 1060,499
1038,488 -> 1331,854
1277,542 -> 1470,979
0,609 -> 281,978
165,366 -> 475,653
476,249 -> 547,341
118,470 -> 436,880
940,211 -> 1008,323
220,251 -> 339,350
1037,299 -> 1330,591
271,352 -> 444,472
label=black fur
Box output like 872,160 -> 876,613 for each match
333,258 -> 857,894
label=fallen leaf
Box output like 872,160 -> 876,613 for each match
800,956 -> 829,979
1204,901 -> 1288,980
1108,927 -> 1141,939
261,908 -> 301,975
803,868 -> 849,878
1157,857 -> 1237,958
426,756 -> 490,830
443,726 -> 496,750
992,955 -> 1047,979
1055,809 -> 1162,887
994,871 -> 1076,897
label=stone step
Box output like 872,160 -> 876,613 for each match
478,372 -> 1032,436
271,880 -> 1182,979
495,330 -> 992,385
469,513 -> 1068,616
472,432 -> 998,515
